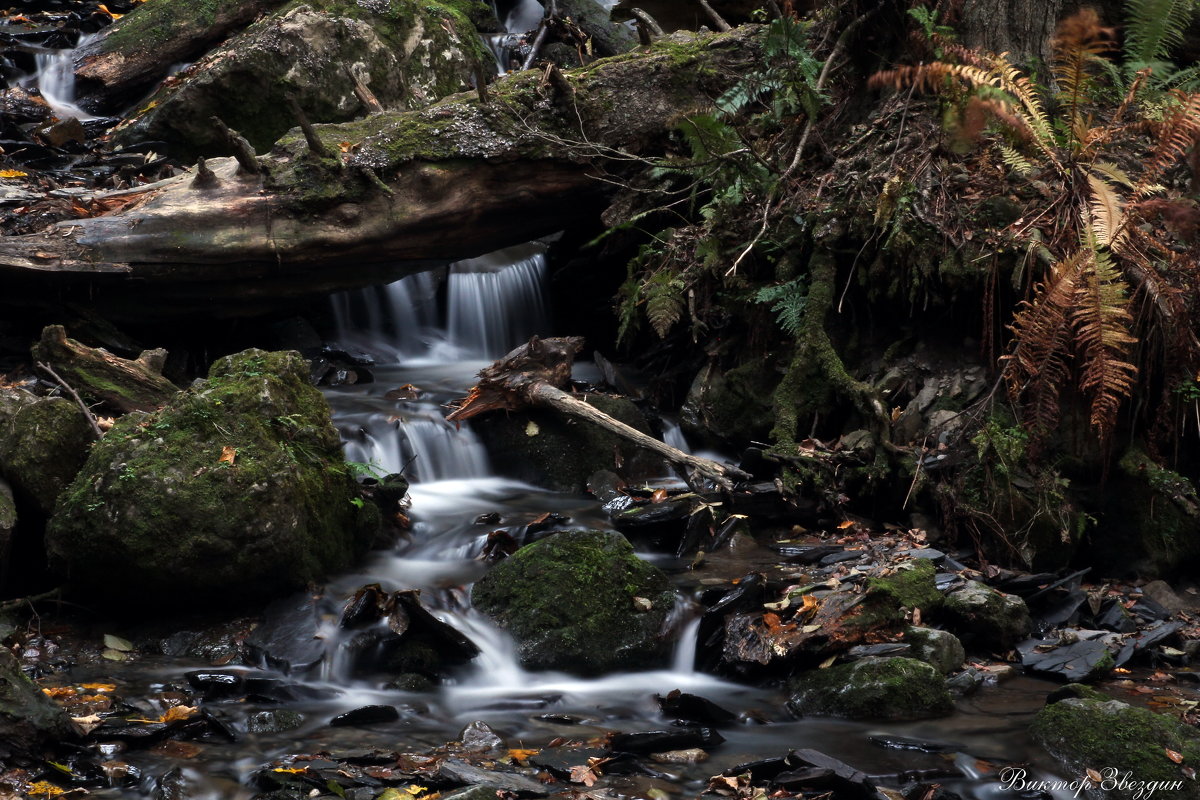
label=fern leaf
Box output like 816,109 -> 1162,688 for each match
1073,247 -> 1138,439
1084,174 -> 1125,248
1092,161 -> 1135,187
998,143 -> 1033,175
1053,9 -> 1113,138
1125,0 -> 1196,64
1139,91 -> 1200,192
644,272 -> 685,339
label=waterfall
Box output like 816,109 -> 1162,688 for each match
28,34 -> 96,120
446,247 -> 547,360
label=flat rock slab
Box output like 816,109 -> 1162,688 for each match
437,759 -> 549,795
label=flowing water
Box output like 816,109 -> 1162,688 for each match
23,33 -> 96,120
37,246 -> 1084,798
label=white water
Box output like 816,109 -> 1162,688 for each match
27,34 -> 96,120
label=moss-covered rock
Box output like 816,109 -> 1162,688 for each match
866,559 -> 943,617
46,349 -> 375,607
787,656 -> 955,720
942,580 -> 1031,652
905,626 -> 965,675
472,394 -> 663,493
681,359 -> 778,449
471,529 -> 675,675
111,0 -> 492,158
1031,697 -> 1200,799
0,647 -> 77,755
0,394 -> 97,517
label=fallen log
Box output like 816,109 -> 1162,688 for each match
0,26 -> 764,319
448,337 -> 750,490
32,325 -> 178,413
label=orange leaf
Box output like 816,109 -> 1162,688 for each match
568,765 -> 597,786
508,748 -> 538,764
80,682 -> 116,692
218,446 -> 236,465
42,687 -> 77,699
650,489 -> 668,503
1167,748 -> 1185,764
837,520 -> 855,529
160,705 -> 198,723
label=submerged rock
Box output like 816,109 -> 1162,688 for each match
0,392 -> 97,516
941,580 -> 1031,652
787,656 -> 955,720
471,529 -> 675,675
47,349 -> 376,606
1031,694 -> 1200,799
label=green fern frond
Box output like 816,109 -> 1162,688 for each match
755,279 -> 807,336
644,271 -> 686,339
1125,0 -> 1196,64
998,143 -> 1034,175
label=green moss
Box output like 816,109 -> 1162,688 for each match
471,530 -> 675,675
100,0 -> 240,53
867,560 -> 943,614
788,657 -> 954,720
48,350 -> 375,606
0,398 -> 96,516
1031,698 -> 1200,799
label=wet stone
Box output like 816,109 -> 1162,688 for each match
437,758 -> 549,795
185,670 -> 244,700
329,705 -> 399,727
655,689 -> 736,726
649,748 -> 707,764
610,727 -> 725,754
459,720 -> 503,752
529,746 -> 609,778
246,709 -> 304,734
1018,636 -> 1116,681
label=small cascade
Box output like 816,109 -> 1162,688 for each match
339,407 -> 490,483
662,419 -> 693,454
484,0 -> 545,74
446,246 -> 547,360
328,241 -> 548,364
28,34 -> 96,120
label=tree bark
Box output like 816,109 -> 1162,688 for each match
957,0 -> 1065,66
32,325 -> 177,413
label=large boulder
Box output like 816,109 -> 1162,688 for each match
47,349 -> 376,606
0,392 -> 97,517
0,647 -> 76,757
942,580 -> 1031,652
471,529 -> 675,675
787,656 -> 955,721
1031,694 -> 1200,799
110,0 -> 494,158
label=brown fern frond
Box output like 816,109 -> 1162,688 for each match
1084,173 -> 1125,248
1073,247 -> 1138,439
868,62 -> 998,95
989,55 -> 1057,157
1003,251 -> 1089,435
1139,91 -> 1200,194
1052,9 -> 1114,138
1112,68 -> 1151,125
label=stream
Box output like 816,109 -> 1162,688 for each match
8,12 -> 1084,799
41,245 -> 1081,800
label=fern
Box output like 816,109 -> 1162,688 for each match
1091,160 -> 1135,187
998,143 -> 1033,175
1073,245 -> 1139,438
644,270 -> 686,338
755,279 -> 807,336
1052,8 -> 1113,139
1124,0 -> 1196,65
1139,90 -> 1200,192
1084,173 -> 1125,248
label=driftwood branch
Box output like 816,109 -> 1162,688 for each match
448,337 -> 750,489
521,0 -> 558,70
35,361 -> 103,438
695,0 -> 731,31
288,97 -> 331,158
211,116 -> 260,175
33,325 -> 177,413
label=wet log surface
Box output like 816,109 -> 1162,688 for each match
0,26 -> 763,317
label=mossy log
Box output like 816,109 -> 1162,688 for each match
448,336 -> 749,489
0,27 -> 763,318
32,325 -> 177,413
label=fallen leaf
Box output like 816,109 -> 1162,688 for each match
80,682 -> 116,692
26,782 -> 65,797
651,488 -> 669,503
568,765 -> 597,786
72,714 -> 103,735
508,748 -> 538,764
42,687 -> 77,699
272,767 -> 309,774
1167,748 -> 1185,763
0,169 -> 27,178
103,634 -> 133,652
632,596 -> 653,612
837,520 -> 855,529
160,705 -> 199,723
101,649 -> 129,662
218,445 -> 236,465
1086,768 -> 1103,784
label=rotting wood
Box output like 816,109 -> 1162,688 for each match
35,361 -> 104,438
448,337 -> 750,490
32,325 -> 177,414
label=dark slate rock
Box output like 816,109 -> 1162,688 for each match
437,759 -> 548,795
329,705 -> 399,727
610,727 -> 725,754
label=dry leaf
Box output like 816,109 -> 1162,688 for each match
26,782 -> 65,798
103,634 -> 133,652
1086,768 -> 1103,784
1167,748 -> 1185,764
161,705 -> 198,723
42,687 -> 77,699
651,488 -> 669,503
72,714 -> 103,735
218,445 -> 236,465
837,520 -> 855,529
0,169 -> 27,178
80,683 -> 116,693
568,765 -> 597,786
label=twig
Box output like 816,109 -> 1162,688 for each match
521,0 -> 558,71
287,97 -> 330,158
695,0 -> 731,31
210,116 -> 260,175
0,587 -> 62,614
36,361 -> 102,438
